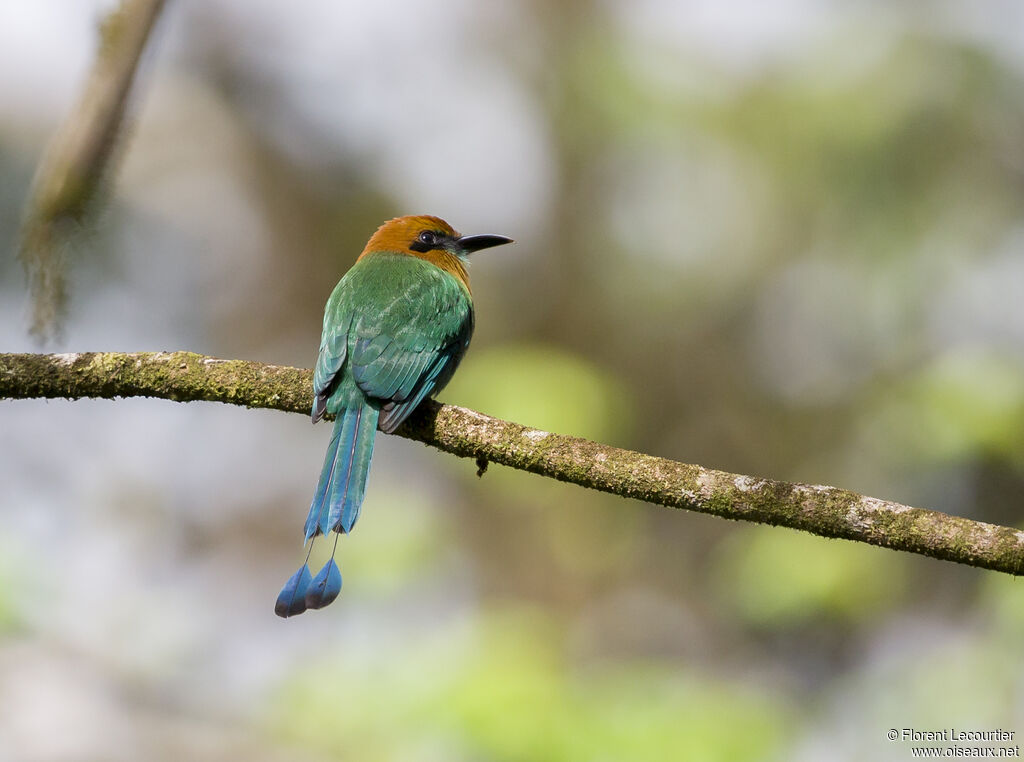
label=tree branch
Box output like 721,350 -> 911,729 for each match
18,0 -> 168,341
3,350 -> 1023,576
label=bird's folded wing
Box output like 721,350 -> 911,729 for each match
312,323 -> 349,423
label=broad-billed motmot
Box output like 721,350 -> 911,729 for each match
276,215 -> 512,617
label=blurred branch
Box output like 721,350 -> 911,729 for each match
17,0 -> 168,342
3,350 -> 1024,577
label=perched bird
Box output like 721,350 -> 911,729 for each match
276,215 -> 512,617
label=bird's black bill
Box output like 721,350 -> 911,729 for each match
457,234 -> 513,253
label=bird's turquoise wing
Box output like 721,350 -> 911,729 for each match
348,260 -> 473,433
312,253 -> 474,428
355,319 -> 472,434
312,317 -> 350,423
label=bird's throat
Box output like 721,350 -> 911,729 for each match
414,248 -> 470,293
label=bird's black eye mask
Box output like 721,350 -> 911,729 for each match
410,230 -> 451,253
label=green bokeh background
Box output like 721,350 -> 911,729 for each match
2,2 -> 1023,760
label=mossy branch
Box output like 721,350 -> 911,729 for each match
3,350 -> 1023,576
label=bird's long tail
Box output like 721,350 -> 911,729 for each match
275,404 -> 379,618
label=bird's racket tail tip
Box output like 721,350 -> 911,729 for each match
304,559 -> 343,610
275,564 -> 313,618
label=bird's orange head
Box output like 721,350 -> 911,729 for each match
359,215 -> 512,290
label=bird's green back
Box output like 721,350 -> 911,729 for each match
314,251 -> 475,422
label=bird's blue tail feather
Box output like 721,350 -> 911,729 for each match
303,404 -> 379,539
276,404 -> 378,618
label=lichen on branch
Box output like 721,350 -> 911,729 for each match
3,350 -> 1023,577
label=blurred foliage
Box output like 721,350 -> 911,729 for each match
3,2 -> 1024,760
979,572 -> 1024,640
444,343 -> 632,444
443,343 -> 645,582
272,607 -> 793,762
712,529 -> 907,628
320,485 -> 449,597
0,538 -> 29,635
865,347 -> 1024,465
